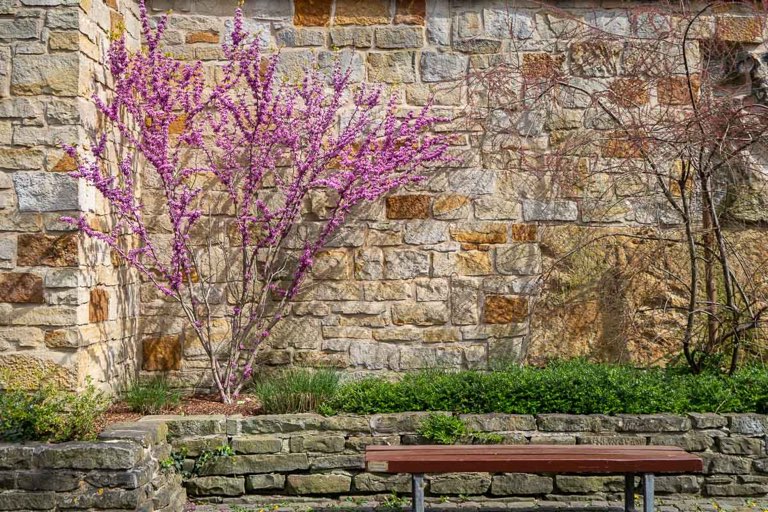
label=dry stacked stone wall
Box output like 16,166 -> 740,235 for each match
163,413 -> 768,503
2,0 -> 768,391
0,420 -> 185,511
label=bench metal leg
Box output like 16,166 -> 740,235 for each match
412,473 -> 425,512
624,474 -> 635,512
643,474 -> 654,512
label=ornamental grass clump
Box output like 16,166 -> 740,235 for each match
66,2 -> 449,403
251,368 -> 340,414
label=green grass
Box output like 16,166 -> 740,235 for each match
250,368 -> 340,414
122,376 -> 182,414
321,359 -> 768,415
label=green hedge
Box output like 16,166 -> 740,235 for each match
321,360 -> 768,415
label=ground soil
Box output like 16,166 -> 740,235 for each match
99,394 -> 261,430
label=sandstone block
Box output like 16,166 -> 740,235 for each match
367,51 -> 416,84
451,278 -> 479,325
569,41 -> 621,77
287,473 -> 351,495
17,233 -> 78,267
0,272 -> 43,303
556,475 -> 623,493
688,413 -> 727,430
35,442 -> 142,470
648,433 -> 713,452
0,18 -> 39,41
701,453 -> 752,474
391,302 -> 448,326
716,16 -> 763,43
618,414 -> 691,432
383,249 -> 430,279
376,26 -> 423,48
329,27 -> 372,48
460,414 -> 536,432
656,475 -> 700,494
186,476 -> 244,496
386,194 -> 430,219
230,436 -> 282,454
237,414 -> 324,434
420,51 -> 468,82
727,414 -> 768,435
433,195 -> 470,219
199,453 -> 309,476
492,473 -> 553,495
430,473 -> 491,495
354,473 -> 410,493
276,28 -> 326,47
450,223 -> 506,245
522,53 -> 564,79
293,0 -> 331,26
0,491 -> 55,511
11,53 -> 78,96
495,244 -> 540,275
142,335 -> 181,371
522,200 -> 578,222
456,251 -> 493,276
310,454 -> 365,470
290,434 -> 345,453
484,295 -> 528,324
718,436 -> 765,456
246,473 -> 285,492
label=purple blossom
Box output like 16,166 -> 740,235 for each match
67,1 -> 449,403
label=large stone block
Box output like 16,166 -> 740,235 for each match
718,436 -> 765,456
335,0 -> 389,25
237,414 -> 324,434
290,434 -> 345,453
420,52 -> 468,82
161,416 -> 227,438
199,453 -> 309,476
727,414 -> 768,435
491,473 -> 553,495
391,302 -> 448,326
484,295 -> 528,324
287,473 -> 351,495
231,435 -> 282,454
0,272 -> 43,303
13,172 -> 78,211
186,476 -> 244,497
15,470 -> 82,492
354,473 -> 411,493
367,52 -> 416,83
430,473 -> 491,495
11,53 -> 79,96
35,442 -> 143,470
293,0 -> 331,26
460,414 -> 536,432
376,26 -> 423,48
701,453 -> 753,474
17,233 -> 78,267
142,335 -> 181,371
246,473 -> 286,492
495,244 -> 541,275
0,491 -> 55,511
384,249 -> 430,279
556,475 -> 624,493
618,414 -> 691,433
309,454 -> 365,470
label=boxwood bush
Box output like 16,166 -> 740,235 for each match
322,360 -> 768,415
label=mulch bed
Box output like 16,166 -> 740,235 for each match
99,394 -> 261,431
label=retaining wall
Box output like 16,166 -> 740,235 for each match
162,413 -> 768,503
0,420 -> 185,511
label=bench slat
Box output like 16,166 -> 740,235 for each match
365,444 -> 703,474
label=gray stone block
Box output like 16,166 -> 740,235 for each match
310,454 -> 365,470
287,474 -> 351,495
430,473 -> 491,495
618,414 -> 691,433
555,475 -> 624,494
718,436 -> 765,456
492,473 -> 553,495
198,453 -> 309,476
460,414 -> 536,432
16,470 -> 82,491
185,476 -> 245,497
231,435 -> 282,455
0,490 -> 55,510
290,434 -> 345,453
245,473 -> 286,492
354,473 -> 411,493
34,441 -> 143,470
420,52 -> 468,82
237,414 -> 324,434
13,172 -> 78,211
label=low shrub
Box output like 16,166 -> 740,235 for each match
250,368 -> 340,414
417,413 -> 468,444
323,360 -> 768,415
122,376 -> 182,414
0,379 -> 108,442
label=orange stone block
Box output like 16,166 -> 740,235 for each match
0,273 -> 44,304
716,16 -> 763,43
17,233 -> 78,267
484,295 -> 528,324
386,195 -> 431,219
522,53 -> 564,79
658,75 -> 699,106
186,31 -> 220,44
511,224 -> 538,242
609,78 -> 649,107
335,0 -> 390,25
294,0 -> 332,26
395,0 -> 426,25
52,153 -> 77,172
142,335 -> 182,371
89,288 -> 109,323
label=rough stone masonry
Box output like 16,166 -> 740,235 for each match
1,0 -> 768,392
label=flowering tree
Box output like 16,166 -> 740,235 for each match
66,3 -> 449,403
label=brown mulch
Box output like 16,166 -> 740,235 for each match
99,394 -> 261,431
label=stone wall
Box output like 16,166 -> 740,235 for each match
164,412 -> 768,503
0,420 -> 185,511
0,0 -> 142,392
2,0 -> 768,392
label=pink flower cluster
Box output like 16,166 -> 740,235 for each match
67,1 -> 449,402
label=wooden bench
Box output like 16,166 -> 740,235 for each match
365,445 -> 703,512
